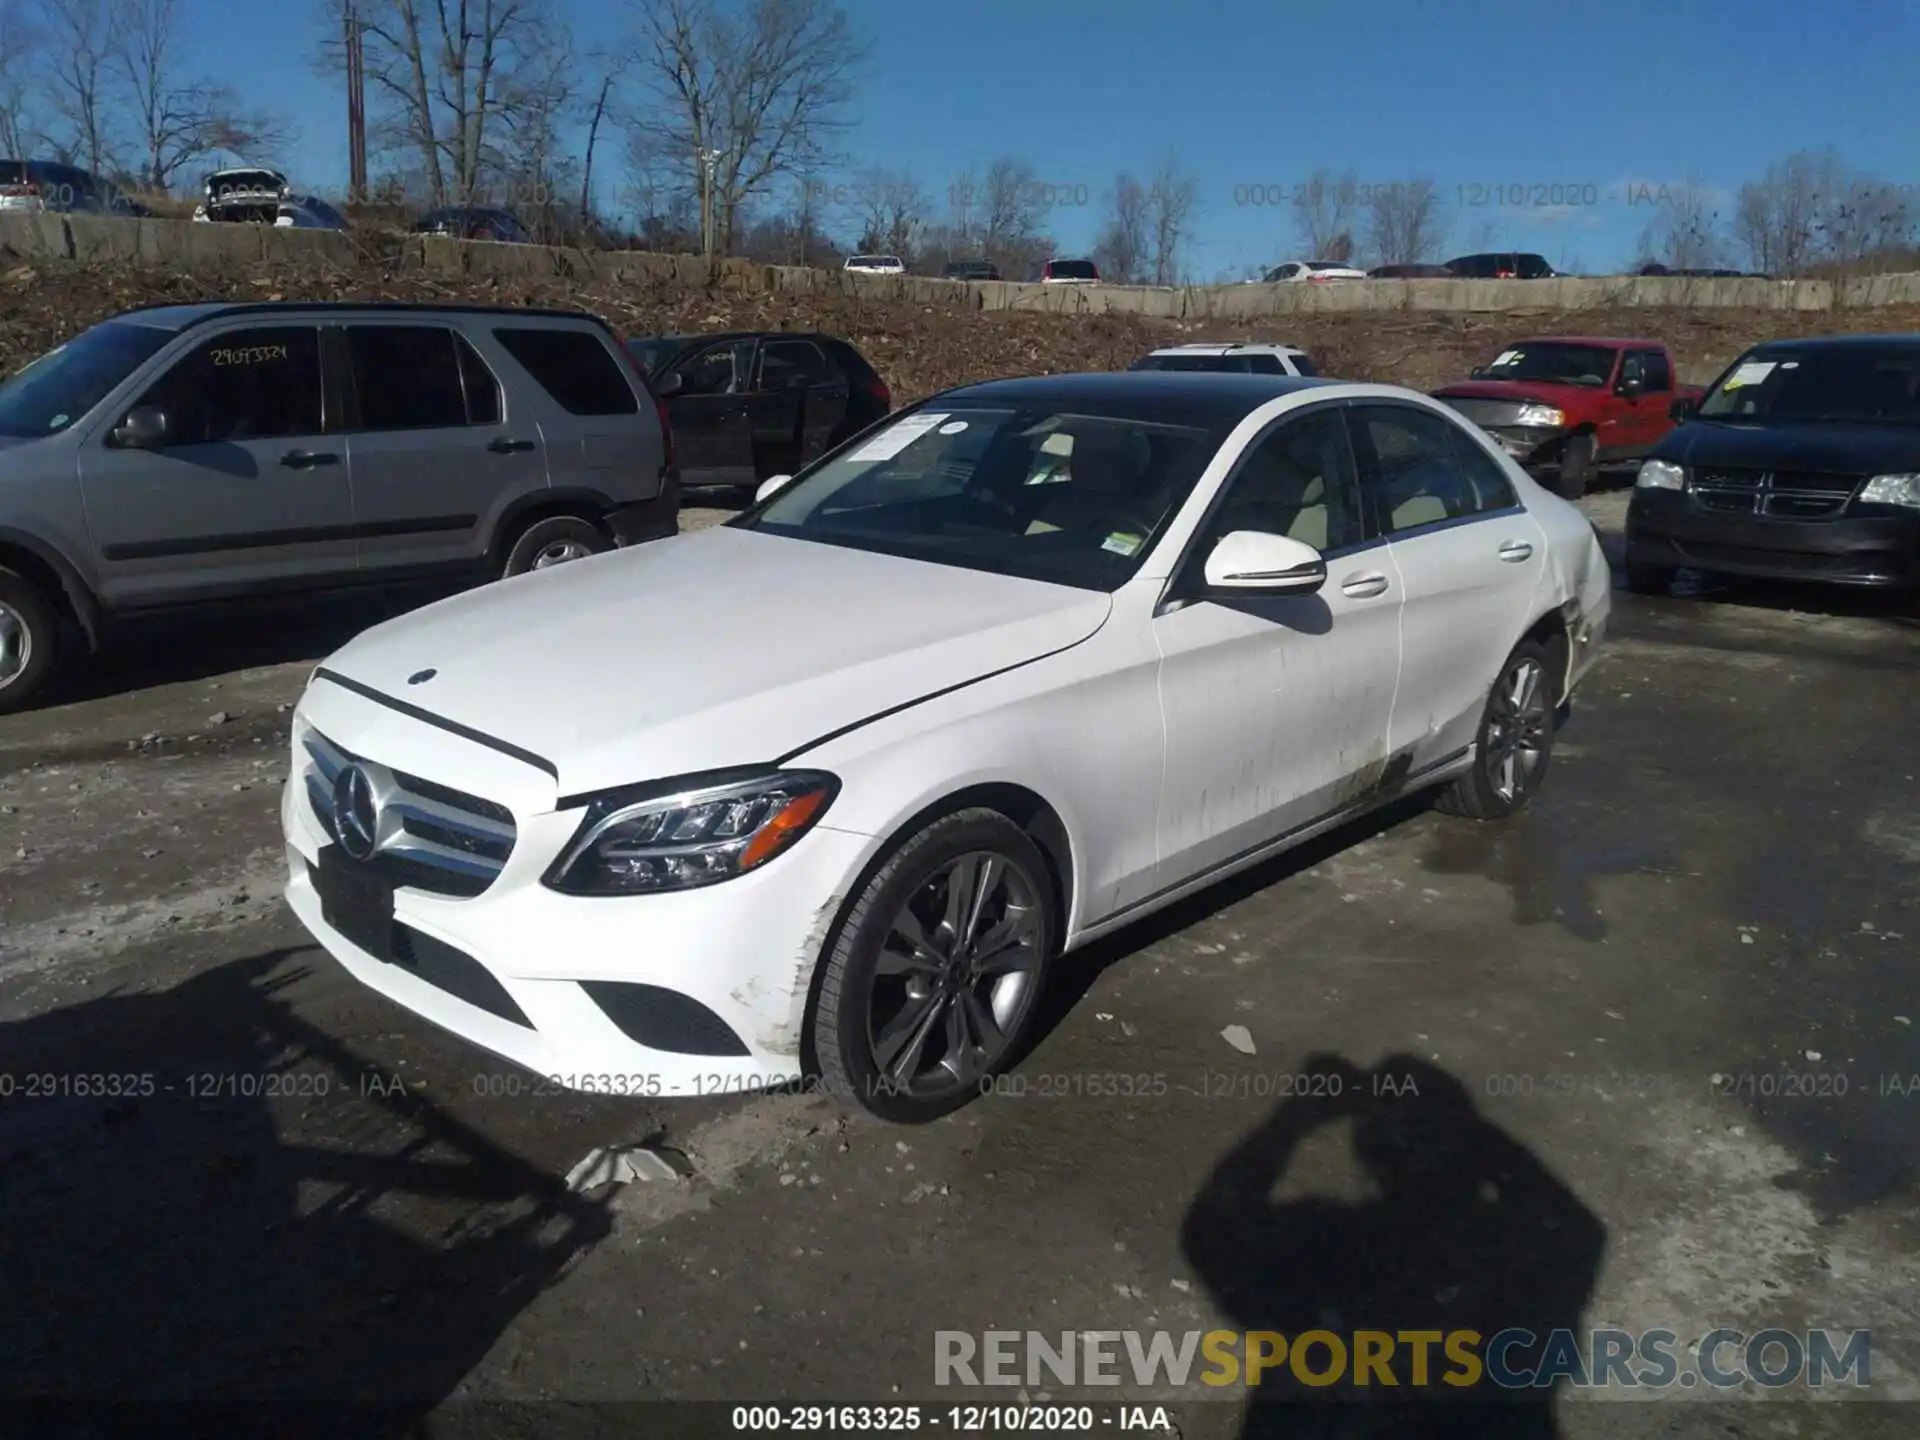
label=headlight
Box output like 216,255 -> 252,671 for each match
544,769 -> 839,896
1636,459 -> 1686,490
1515,404 -> 1565,427
1859,473 -> 1920,510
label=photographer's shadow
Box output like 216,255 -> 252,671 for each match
1181,1055 -> 1605,1439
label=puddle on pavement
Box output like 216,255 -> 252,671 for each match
1420,806 -> 1682,941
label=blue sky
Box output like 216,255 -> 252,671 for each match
191,0 -> 1919,278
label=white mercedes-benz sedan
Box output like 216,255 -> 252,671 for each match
281,372 -> 1610,1122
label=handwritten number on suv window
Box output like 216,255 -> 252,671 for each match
210,345 -> 289,367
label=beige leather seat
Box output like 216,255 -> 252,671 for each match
1392,494 -> 1449,528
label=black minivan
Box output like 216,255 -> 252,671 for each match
1625,334 -> 1920,596
1446,252 -> 1559,279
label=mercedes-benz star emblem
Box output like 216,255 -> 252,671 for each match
332,763 -> 380,861
407,668 -> 437,685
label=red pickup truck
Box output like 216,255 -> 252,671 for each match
1431,336 -> 1704,497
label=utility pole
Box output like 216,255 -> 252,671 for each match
345,2 -> 367,202
700,148 -> 721,264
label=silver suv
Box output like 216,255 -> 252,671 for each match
0,302 -> 678,712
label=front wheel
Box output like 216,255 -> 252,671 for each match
0,569 -> 60,715
501,515 -> 611,577
1553,434 -> 1596,499
1435,638 -> 1557,820
811,809 -> 1057,1123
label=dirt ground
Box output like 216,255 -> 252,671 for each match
8,254 -> 1920,402
2,490 -> 1918,1436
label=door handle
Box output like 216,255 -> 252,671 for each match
1340,571 -> 1391,599
487,436 -> 537,454
1498,539 -> 1535,562
279,449 -> 338,468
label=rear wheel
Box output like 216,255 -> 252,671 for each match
1554,434 -> 1596,499
1435,638 -> 1557,820
501,515 -> 611,577
811,809 -> 1057,1123
0,569 -> 60,715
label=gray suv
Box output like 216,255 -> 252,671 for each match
0,302 -> 678,712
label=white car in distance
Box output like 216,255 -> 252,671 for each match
281,372 -> 1611,1122
1266,260 -> 1369,283
1133,343 -> 1321,377
844,254 -> 906,275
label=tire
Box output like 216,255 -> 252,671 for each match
1434,638 -> 1558,821
0,568 -> 60,716
501,515 -> 611,578
1554,434 -> 1596,499
811,808 -> 1058,1123
1625,560 -> 1677,595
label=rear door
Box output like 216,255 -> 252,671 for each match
77,322 -> 353,608
754,336 -> 846,468
339,321 -> 542,578
490,322 -> 659,504
1347,403 -> 1547,773
661,339 -> 756,486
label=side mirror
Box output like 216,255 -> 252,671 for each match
1468,367 -> 1487,379
1201,531 -> 1327,594
1617,375 -> 1644,398
111,405 -> 168,448
654,371 -> 684,399
755,473 -> 795,504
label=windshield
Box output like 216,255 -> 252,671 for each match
1048,260 -> 1097,279
736,404 -> 1220,590
1476,343 -> 1616,386
626,338 -> 689,375
1696,348 -> 1920,423
0,321 -> 175,438
1306,261 -> 1351,272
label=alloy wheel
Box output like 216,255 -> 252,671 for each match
1484,656 -> 1551,804
866,851 -> 1044,1100
530,539 -> 595,569
0,602 -> 30,689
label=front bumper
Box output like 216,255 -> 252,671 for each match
280,690 -> 877,1097
1626,490 -> 1920,588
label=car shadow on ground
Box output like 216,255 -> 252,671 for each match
1180,1052 -> 1606,1438
0,949 -> 610,1426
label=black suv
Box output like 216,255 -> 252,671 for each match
625,331 -> 892,492
1446,252 -> 1560,279
1626,334 -> 1920,597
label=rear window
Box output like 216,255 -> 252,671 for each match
1290,352 -> 1320,376
1048,260 -> 1098,280
493,328 -> 639,416
346,326 -> 474,430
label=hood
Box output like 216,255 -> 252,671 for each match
1433,379 -> 1603,404
1653,419 -> 1920,474
320,526 -> 1113,801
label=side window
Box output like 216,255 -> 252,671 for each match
455,334 -> 501,424
1198,407 -> 1365,555
491,327 -> 638,416
671,343 -> 740,397
1348,404 -> 1490,534
1446,425 -> 1520,513
134,327 -> 323,445
1638,349 -> 1672,391
1618,352 -> 1645,388
345,326 -> 468,430
1246,354 -> 1285,375
759,339 -> 832,391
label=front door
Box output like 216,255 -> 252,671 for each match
1346,402 -> 1549,773
338,322 -> 541,577
752,336 -> 847,470
77,323 -> 352,609
663,340 -> 756,488
1152,404 -> 1403,885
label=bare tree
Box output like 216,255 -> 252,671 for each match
1093,172 -> 1147,283
974,155 -> 1050,277
1734,152 -> 1829,277
39,0 -> 117,175
578,58 -> 625,222
1632,179 -> 1726,271
318,0 -> 565,207
622,0 -> 865,258
1143,154 -> 1197,285
0,0 -> 44,159
1290,166 -> 1357,259
1363,178 -> 1443,268
117,0 -> 287,191
493,37 -> 579,236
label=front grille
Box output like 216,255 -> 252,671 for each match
1689,467 -> 1863,521
303,728 -> 517,897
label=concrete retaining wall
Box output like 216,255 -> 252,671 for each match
6,212 -> 1919,314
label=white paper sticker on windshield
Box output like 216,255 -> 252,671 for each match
936,420 -> 968,435
1722,360 -> 1776,390
1490,350 -> 1520,366
847,412 -> 951,462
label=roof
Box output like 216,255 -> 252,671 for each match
1509,335 -> 1664,348
110,300 -> 604,332
1748,333 -> 1920,352
1149,342 -> 1308,355
935,371 -> 1339,424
